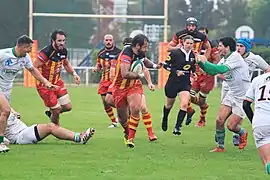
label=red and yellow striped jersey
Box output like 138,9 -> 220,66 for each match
36,45 -> 68,85
112,46 -> 140,90
96,46 -> 121,81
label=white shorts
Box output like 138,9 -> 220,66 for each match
221,86 -> 229,101
16,125 -> 39,144
253,126 -> 270,148
222,94 -> 245,119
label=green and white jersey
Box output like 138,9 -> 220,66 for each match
0,48 -> 33,101
4,112 -> 27,144
245,72 -> 270,129
244,52 -> 269,80
221,52 -> 250,98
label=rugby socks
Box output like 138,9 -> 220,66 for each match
74,132 -> 81,143
266,163 -> 270,175
238,127 -> 245,136
200,104 -> 209,122
187,100 -> 193,113
142,112 -> 153,135
163,106 -> 171,120
191,96 -> 199,105
175,109 -> 187,130
128,115 -> 140,139
216,129 -> 225,149
0,136 -> 3,143
105,106 -> 117,123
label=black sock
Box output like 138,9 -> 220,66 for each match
163,106 -> 171,120
175,109 -> 187,129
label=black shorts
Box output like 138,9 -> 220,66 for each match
164,79 -> 191,98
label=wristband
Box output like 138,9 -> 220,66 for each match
153,64 -> 158,69
72,71 -> 78,76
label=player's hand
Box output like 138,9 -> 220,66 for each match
193,73 -> 198,81
73,75 -> 81,85
157,62 -> 163,69
176,70 -> 184,76
197,55 -> 207,63
92,67 -> 98,73
45,81 -> 60,91
148,83 -> 155,91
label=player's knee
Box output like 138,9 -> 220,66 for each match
51,107 -> 61,115
47,122 -> 58,133
226,122 -> 236,131
129,105 -> 141,116
216,116 -> 225,127
141,103 -> 148,114
63,104 -> 72,112
0,106 -> 10,121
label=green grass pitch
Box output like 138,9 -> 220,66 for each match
0,86 -> 267,180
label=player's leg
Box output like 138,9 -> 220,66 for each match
253,126 -> 270,174
36,123 -> 95,144
162,80 -> 177,131
105,93 -> 115,108
113,92 -> 129,143
141,94 -> 157,141
210,104 -> 232,152
195,92 -> 209,127
0,93 -> 10,152
126,89 -> 143,148
173,91 -> 189,135
99,82 -> 118,127
186,81 -> 199,125
226,99 -> 248,150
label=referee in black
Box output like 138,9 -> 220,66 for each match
162,35 -> 197,135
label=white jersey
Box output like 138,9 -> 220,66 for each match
221,52 -> 250,98
245,72 -> 270,129
244,52 -> 269,80
221,52 -> 269,91
0,48 -> 33,101
4,112 -> 28,144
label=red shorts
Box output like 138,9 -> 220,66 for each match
98,80 -> 112,95
192,74 -> 215,94
36,79 -> 68,108
113,84 -> 143,108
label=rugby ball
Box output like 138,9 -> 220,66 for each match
130,59 -> 144,74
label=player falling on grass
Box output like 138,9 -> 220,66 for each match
93,34 -> 121,128
196,37 -> 249,152
0,35 -> 56,153
230,38 -> 270,146
4,108 -> 95,145
112,34 -> 159,148
161,35 -> 196,135
167,17 -> 211,125
106,37 -> 158,141
243,72 -> 270,175
33,30 -> 81,126
190,27 -> 221,127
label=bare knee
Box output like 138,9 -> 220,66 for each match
130,104 -> 141,117
47,122 -> 58,133
216,115 -> 225,127
226,122 -> 235,132
0,106 -> 10,122
141,103 -> 148,114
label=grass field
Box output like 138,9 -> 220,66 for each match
0,86 -> 267,180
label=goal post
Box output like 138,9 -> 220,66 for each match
27,0 -> 169,88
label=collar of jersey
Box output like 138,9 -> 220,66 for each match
224,52 -> 233,60
12,47 -> 27,58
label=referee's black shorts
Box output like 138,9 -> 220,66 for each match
164,79 -> 191,98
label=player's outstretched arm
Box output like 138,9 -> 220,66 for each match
63,59 -> 80,85
243,99 -> 254,123
143,68 -> 155,91
27,67 -> 56,89
197,55 -> 229,76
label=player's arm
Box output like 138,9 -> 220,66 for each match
93,57 -> 102,72
143,57 -> 162,69
243,80 -> 256,123
120,55 -> 142,79
255,55 -> 270,73
162,52 -> 178,74
143,68 -> 155,91
167,33 -> 181,51
243,98 -> 254,123
109,59 -> 117,81
204,40 -> 211,59
196,55 -> 229,76
63,59 -> 80,85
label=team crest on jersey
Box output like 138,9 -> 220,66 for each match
5,59 -> 14,66
183,64 -> 191,70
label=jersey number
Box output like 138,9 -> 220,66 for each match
258,85 -> 270,101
